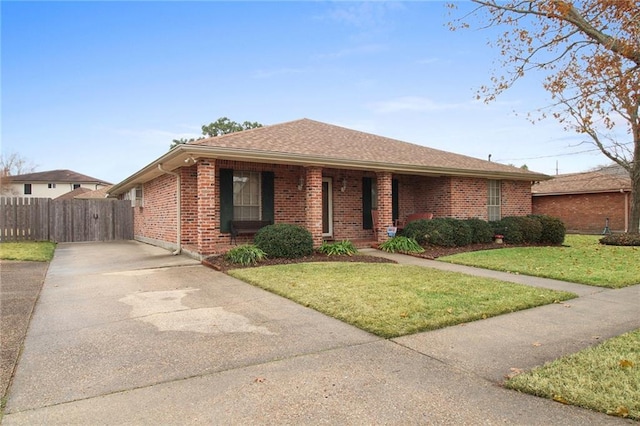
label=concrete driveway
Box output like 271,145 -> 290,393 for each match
3,241 -> 634,424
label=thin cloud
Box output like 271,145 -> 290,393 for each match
323,2 -> 405,29
368,96 -> 468,113
313,43 -> 388,61
417,57 -> 440,65
252,67 -> 306,79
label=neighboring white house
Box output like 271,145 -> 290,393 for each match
2,169 -> 112,199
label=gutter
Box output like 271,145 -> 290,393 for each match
157,164 -> 181,256
109,144 -> 550,196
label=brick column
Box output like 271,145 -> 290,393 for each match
197,160 -> 217,256
304,167 -> 324,247
376,171 -> 393,243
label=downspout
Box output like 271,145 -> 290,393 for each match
157,164 -> 182,255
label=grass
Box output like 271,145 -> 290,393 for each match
506,329 -> 640,421
229,262 -> 575,338
0,241 -> 56,262
439,235 -> 639,288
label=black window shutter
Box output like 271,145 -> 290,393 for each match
261,171 -> 274,223
362,177 -> 372,229
219,168 -> 234,233
392,179 -> 399,223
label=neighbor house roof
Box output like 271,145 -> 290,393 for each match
109,118 -> 550,196
74,186 -> 113,199
7,169 -> 111,185
532,169 -> 631,196
54,187 -> 92,200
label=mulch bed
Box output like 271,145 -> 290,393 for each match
202,242 -> 513,273
202,251 -> 396,273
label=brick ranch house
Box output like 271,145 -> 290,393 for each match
108,119 -> 550,259
532,165 -> 632,234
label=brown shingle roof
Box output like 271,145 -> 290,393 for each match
532,170 -> 631,195
109,118 -> 550,196
74,186 -> 112,199
7,169 -> 111,185
54,187 -> 92,200
190,118 -> 543,178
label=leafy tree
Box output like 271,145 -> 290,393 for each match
170,117 -> 263,149
0,152 -> 37,195
451,1 -> 640,233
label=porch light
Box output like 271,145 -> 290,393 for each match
297,176 -> 304,191
341,178 -> 347,192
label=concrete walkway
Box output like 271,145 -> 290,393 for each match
3,241 -> 638,425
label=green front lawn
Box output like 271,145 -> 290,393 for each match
439,235 -> 639,288
229,262 -> 574,338
0,241 -> 56,262
507,329 -> 640,421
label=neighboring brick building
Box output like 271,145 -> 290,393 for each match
109,119 -> 549,259
532,165 -> 632,234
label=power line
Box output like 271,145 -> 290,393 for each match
494,148 -> 601,162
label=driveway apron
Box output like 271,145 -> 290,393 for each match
3,241 -> 636,425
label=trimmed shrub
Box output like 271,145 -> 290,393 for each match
492,217 -> 524,244
403,218 -> 471,247
379,236 -> 424,254
465,218 -> 494,244
225,244 -> 267,266
449,218 -> 473,247
317,240 -> 358,256
518,216 -> 543,243
254,223 -> 314,258
528,214 -> 566,244
600,233 -> 640,246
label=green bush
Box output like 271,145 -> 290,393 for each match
254,223 -> 314,258
464,218 -> 493,244
449,218 -> 473,247
225,244 -> 267,266
600,233 -> 640,246
379,236 -> 424,254
403,218 -> 471,247
492,217 -> 524,244
403,219 -> 447,246
318,240 -> 358,256
517,216 -> 543,243
528,214 -> 566,244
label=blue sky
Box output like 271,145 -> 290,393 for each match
2,1 -> 610,184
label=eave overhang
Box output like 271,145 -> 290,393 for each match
108,145 -> 551,196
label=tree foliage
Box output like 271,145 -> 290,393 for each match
0,152 -> 37,195
451,1 -> 640,233
170,117 -> 263,149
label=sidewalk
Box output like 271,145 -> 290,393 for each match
365,248 -> 640,382
3,242 -> 638,424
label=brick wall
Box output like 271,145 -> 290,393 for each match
395,176 -> 532,221
133,159 -> 536,256
502,180 -> 533,217
133,173 -> 177,243
533,192 -> 629,233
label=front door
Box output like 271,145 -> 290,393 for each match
322,178 -> 333,237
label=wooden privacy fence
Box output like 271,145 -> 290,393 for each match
0,197 -> 133,242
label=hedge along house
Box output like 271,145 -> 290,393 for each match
108,119 -> 550,259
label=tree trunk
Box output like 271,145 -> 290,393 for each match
630,160 -> 640,234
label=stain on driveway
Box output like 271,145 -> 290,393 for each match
119,289 -> 276,335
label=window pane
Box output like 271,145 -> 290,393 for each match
233,171 -> 261,220
487,180 -> 501,221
